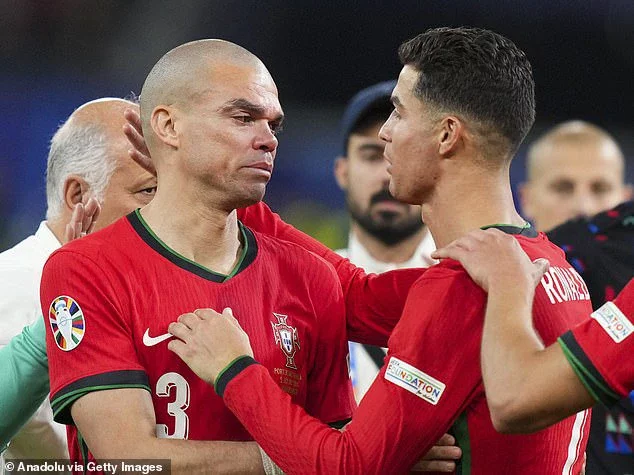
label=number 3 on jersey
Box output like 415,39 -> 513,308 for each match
155,372 -> 190,439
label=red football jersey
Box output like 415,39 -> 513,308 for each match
220,232 -> 592,474
559,278 -> 634,403
42,211 -> 355,462
238,202 -> 424,346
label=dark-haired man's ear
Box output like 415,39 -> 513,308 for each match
334,156 -> 349,191
438,116 -> 463,157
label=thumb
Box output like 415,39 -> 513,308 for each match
531,258 -> 549,286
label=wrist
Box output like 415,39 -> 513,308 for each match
214,355 -> 258,397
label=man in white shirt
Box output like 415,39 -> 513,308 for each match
0,98 -> 157,468
334,82 -> 435,400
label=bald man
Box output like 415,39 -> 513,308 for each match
520,120 -> 632,233
41,40 -> 355,473
0,98 -> 156,464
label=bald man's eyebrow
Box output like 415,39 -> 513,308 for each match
391,95 -> 403,109
218,98 -> 284,123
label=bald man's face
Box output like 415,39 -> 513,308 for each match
177,62 -> 283,208
521,139 -> 631,232
95,114 -> 157,229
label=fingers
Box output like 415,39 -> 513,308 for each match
178,312 -> 203,329
123,108 -> 143,134
193,308 -> 222,319
123,108 -> 156,175
531,258 -> 550,285
421,443 -> 462,460
435,433 -> 456,446
83,198 -> 101,234
167,338 -> 187,358
63,203 -> 84,244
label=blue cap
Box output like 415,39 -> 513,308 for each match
340,80 -> 396,155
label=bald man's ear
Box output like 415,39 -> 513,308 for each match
63,175 -> 91,213
151,106 -> 179,149
334,156 -> 349,191
438,116 -> 463,157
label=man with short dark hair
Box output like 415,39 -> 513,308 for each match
334,81 -> 434,401
168,27 -> 592,474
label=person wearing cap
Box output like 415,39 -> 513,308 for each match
334,81 -> 435,401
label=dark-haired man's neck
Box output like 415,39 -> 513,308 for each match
350,221 -> 428,264
423,164 -> 525,249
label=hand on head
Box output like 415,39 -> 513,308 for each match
123,108 -> 156,177
62,197 -> 101,244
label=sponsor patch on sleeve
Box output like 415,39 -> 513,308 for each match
384,357 -> 445,405
591,301 -> 633,343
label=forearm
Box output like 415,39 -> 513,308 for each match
0,319 -> 50,450
128,438 -> 264,475
73,390 -> 264,475
481,280 -> 592,432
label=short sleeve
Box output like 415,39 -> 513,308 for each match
41,250 -> 150,425
558,280 -> 634,404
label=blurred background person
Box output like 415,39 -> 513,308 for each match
520,120 -> 632,233
0,98 -> 156,472
334,81 -> 435,401
521,120 -> 633,475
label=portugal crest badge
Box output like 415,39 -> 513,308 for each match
49,296 -> 85,351
271,313 -> 300,369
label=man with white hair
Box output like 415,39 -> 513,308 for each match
0,97 -> 156,466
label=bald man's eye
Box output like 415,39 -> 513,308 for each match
549,180 -> 574,195
592,182 -> 614,195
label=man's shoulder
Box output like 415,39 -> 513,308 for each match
47,218 -> 133,268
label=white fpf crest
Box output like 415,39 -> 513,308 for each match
271,313 -> 300,369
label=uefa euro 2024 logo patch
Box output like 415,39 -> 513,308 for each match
49,296 -> 85,351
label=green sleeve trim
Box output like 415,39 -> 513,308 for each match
558,335 -> 620,406
52,383 -> 151,425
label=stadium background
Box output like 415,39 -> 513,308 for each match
1,0 -> 633,250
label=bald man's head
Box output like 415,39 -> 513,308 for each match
47,98 -> 156,230
526,121 -> 625,181
520,120 -> 631,231
140,39 -> 270,153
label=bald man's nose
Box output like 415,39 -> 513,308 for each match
571,190 -> 599,217
254,124 -> 278,152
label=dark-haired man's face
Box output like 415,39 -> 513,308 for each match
335,121 -> 423,245
380,65 -> 441,205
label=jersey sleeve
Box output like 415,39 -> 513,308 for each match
238,202 -> 425,346
41,250 -> 150,425
0,318 -> 49,451
304,261 -> 356,425
219,268 -> 485,474
558,279 -> 634,404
